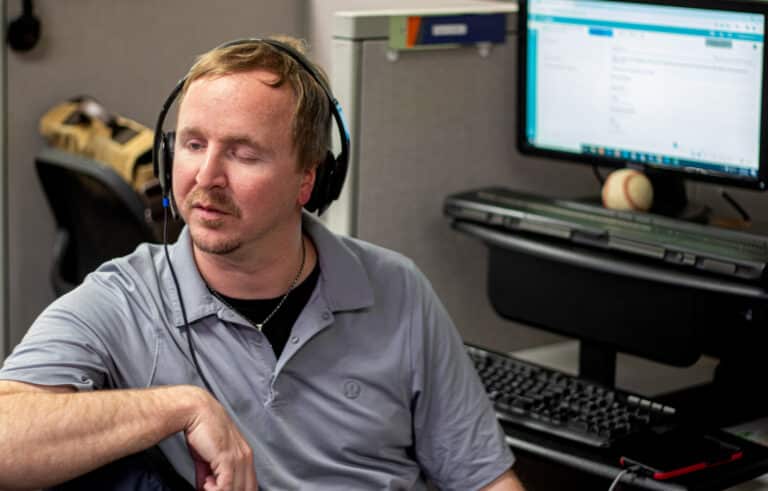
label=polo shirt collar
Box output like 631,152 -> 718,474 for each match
165,227 -> 219,327
164,212 -> 374,328
302,211 -> 374,312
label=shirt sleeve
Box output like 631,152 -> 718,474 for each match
408,267 -> 514,491
0,268 -> 157,391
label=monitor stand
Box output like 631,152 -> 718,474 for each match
579,341 -> 616,387
647,172 -> 711,223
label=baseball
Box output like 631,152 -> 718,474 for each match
601,168 -> 654,212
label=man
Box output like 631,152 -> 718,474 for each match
0,37 -> 525,490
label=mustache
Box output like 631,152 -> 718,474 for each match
185,188 -> 241,217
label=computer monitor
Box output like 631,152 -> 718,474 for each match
518,0 -> 768,216
508,0 -> 768,400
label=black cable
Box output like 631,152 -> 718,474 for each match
162,204 -> 216,395
592,164 -> 606,186
720,189 -> 751,223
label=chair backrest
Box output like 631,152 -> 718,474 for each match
36,147 -> 160,296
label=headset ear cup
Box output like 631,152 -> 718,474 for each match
160,131 -> 175,198
305,151 -> 336,214
328,152 -> 347,204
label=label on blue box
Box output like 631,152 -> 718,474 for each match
389,13 -> 507,50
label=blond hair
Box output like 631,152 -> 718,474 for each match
182,36 -> 331,171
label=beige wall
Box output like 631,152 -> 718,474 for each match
5,0 -> 304,349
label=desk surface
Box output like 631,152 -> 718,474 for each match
511,342 -> 768,490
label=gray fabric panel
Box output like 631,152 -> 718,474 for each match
354,37 -> 599,351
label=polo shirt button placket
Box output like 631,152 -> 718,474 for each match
250,330 -> 263,348
266,372 -> 277,406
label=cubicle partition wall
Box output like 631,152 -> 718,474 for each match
328,7 -> 598,351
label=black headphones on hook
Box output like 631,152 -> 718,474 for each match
7,0 -> 41,52
152,38 -> 351,217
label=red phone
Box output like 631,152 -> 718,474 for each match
619,430 -> 743,480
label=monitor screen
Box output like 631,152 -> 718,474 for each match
519,0 -> 768,191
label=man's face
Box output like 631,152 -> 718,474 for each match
173,69 -> 315,257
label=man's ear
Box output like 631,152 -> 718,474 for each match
298,164 -> 317,206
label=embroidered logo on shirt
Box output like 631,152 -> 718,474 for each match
343,379 -> 362,399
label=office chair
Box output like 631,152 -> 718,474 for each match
36,146 -> 170,296
44,446 -> 194,491
36,147 -> 193,489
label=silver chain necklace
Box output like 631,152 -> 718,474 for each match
209,237 -> 307,332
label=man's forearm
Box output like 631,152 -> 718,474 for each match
0,384 -> 205,489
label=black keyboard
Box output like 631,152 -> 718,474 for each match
467,344 -> 679,448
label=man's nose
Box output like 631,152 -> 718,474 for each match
196,147 -> 228,188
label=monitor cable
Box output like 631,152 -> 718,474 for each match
592,164 -> 606,186
720,189 -> 751,224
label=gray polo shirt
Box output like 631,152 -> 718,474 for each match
1,212 -> 513,490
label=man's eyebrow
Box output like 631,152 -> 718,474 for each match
222,135 -> 265,148
223,135 -> 275,158
177,127 -> 204,141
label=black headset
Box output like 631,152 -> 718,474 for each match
152,38 -> 351,217
7,0 -> 41,52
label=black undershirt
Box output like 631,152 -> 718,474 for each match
212,263 -> 320,358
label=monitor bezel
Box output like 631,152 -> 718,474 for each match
517,0 -> 768,191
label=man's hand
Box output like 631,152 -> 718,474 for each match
184,390 -> 258,491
